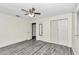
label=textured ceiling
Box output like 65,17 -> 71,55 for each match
0,3 -> 76,20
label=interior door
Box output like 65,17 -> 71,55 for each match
32,23 -> 36,40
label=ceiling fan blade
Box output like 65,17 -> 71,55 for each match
24,14 -> 28,15
16,15 -> 20,17
29,9 -> 32,13
32,8 -> 35,11
34,13 -> 41,15
21,9 -> 28,12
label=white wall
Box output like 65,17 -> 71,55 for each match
0,13 -> 32,47
33,16 -> 51,43
33,18 -> 50,43
34,13 -> 72,47
72,13 -> 79,55
72,4 -> 79,55
72,12 -> 79,55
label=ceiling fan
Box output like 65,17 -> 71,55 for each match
21,8 -> 41,17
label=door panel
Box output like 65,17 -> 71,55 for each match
51,21 -> 58,43
58,20 -> 68,45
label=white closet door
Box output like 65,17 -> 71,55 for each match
51,19 -> 68,46
51,21 -> 58,44
58,19 -> 68,45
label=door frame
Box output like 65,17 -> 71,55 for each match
32,23 -> 36,40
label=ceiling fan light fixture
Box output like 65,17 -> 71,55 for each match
28,13 -> 34,17
21,8 -> 40,17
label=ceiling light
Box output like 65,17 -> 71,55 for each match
28,13 -> 34,17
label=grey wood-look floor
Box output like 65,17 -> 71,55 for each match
0,40 -> 74,55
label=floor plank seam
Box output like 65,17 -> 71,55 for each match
32,44 -> 46,55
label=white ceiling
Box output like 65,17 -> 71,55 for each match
0,3 -> 77,20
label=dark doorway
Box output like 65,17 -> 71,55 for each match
32,23 -> 36,40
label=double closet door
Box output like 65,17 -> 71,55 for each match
51,19 -> 68,46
